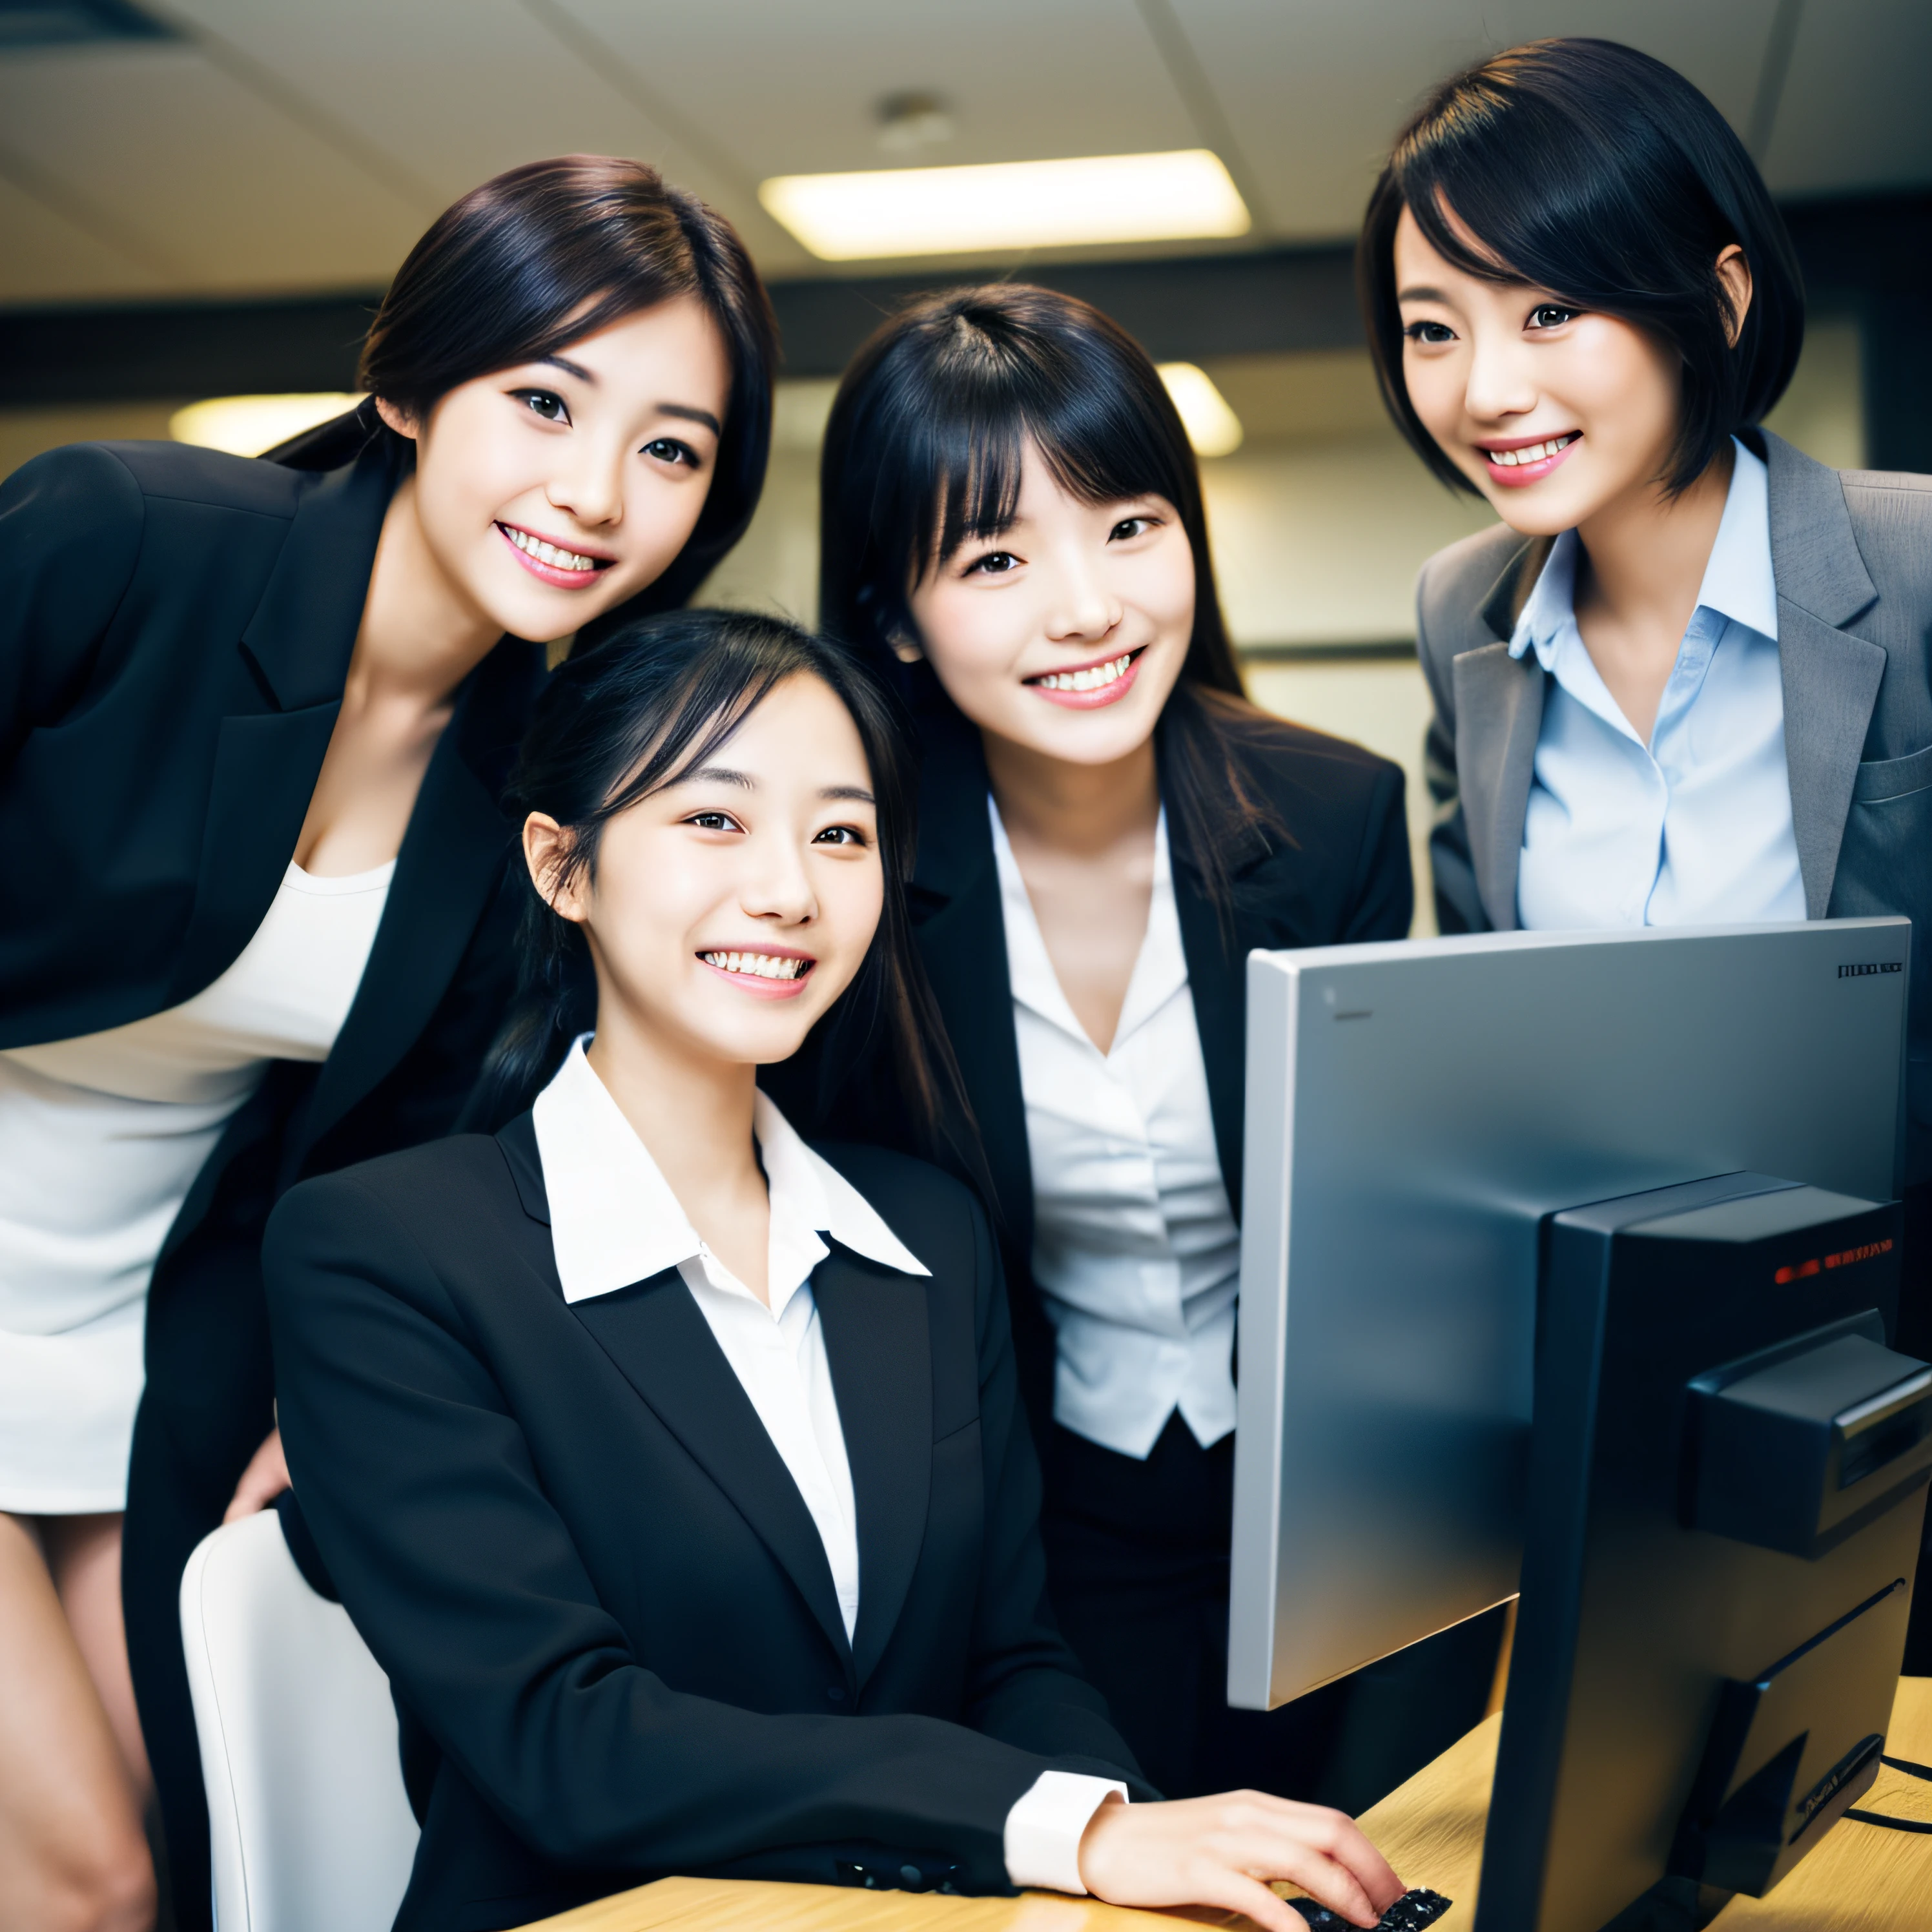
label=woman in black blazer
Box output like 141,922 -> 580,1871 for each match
0,158 -> 774,1932
263,608 -> 1406,1932
812,287 -> 1498,1810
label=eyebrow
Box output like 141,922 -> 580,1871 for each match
679,764 -> 754,790
533,358 -> 721,436
538,353 -> 595,382
821,785 -> 875,803
1397,285 -> 1452,304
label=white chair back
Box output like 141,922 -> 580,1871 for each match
180,1510 -> 420,1932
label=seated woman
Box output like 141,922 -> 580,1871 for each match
262,607 -> 1405,1932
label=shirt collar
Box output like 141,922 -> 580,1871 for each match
1508,436 -> 1777,666
531,1037 -> 928,1308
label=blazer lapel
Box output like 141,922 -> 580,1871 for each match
910,710 -> 1034,1252
493,1120 -> 855,1664
1762,431 -> 1884,918
1452,642 -> 1544,933
814,1251 -> 932,1685
1167,811 -> 1250,1218
164,442 -> 401,1004
292,644 -> 540,1160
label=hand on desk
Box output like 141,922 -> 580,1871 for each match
1076,1789 -> 1404,1930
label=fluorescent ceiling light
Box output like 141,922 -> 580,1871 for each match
759,149 -> 1249,261
1159,364 -> 1244,458
170,394 -> 363,458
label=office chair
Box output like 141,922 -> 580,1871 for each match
180,1508 -> 419,1932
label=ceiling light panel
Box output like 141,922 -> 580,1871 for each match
171,393 -> 362,457
1158,364 -> 1244,458
760,149 -> 1249,260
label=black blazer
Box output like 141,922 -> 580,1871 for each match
898,699 -> 1412,1439
0,429 -> 542,1324
263,1120 -> 1146,1932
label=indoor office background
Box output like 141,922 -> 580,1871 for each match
1,0 -> 1927,935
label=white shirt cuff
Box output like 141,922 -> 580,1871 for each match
1003,1769 -> 1128,1893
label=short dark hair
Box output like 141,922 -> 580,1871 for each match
274,156 -> 778,621
819,283 -> 1284,920
1358,37 -> 1804,495
470,606 -> 975,1180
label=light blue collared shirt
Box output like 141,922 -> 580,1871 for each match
1512,438 -> 1805,931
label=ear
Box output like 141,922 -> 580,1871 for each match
1714,244 -> 1754,349
888,629 -> 924,666
374,396 -> 420,442
522,812 -> 591,925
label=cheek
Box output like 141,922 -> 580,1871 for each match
1403,354 -> 1466,438
916,589 -> 1024,689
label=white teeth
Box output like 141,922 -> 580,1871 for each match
1035,652 -> 1135,693
504,525 -> 599,571
701,951 -> 805,981
1490,435 -> 1576,468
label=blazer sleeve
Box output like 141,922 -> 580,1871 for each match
1338,756 -> 1414,943
956,1186 -> 1153,1784
0,444 -> 145,770
1415,560 -> 1488,936
263,1174 -> 1142,1895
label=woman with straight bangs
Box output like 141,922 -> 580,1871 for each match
1361,38 -> 1932,1658
812,285 -> 1495,1811
262,607 -> 1406,1932
0,155 -> 774,1931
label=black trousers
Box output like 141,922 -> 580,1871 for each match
1039,1414 -> 1504,1811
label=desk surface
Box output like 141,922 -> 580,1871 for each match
521,1677 -> 1932,1932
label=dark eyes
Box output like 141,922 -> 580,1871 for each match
642,437 -> 699,468
515,388 -> 569,423
682,812 -> 868,847
1404,320 -> 1456,346
965,551 -> 1020,576
510,394 -> 699,469
1110,516 -> 1155,542
813,825 -> 868,847
684,810 -> 741,833
1527,304 -> 1579,330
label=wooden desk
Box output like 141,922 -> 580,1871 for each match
520,1678 -> 1932,1932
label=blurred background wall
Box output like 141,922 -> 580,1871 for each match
2,0 -> 1926,929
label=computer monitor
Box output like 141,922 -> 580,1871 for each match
1227,918 -> 1911,1714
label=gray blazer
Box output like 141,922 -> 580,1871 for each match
1417,428 -> 1932,1182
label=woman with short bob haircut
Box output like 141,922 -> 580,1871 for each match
812,285 -> 1478,1809
1362,41 -> 1932,1591
263,608 -> 1407,1932
0,154 -> 773,1931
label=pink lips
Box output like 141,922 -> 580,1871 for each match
495,522 -> 615,590
1477,434 -> 1581,490
1024,646 -> 1145,711
697,949 -> 814,1001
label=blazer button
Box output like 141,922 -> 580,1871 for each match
826,1685 -> 847,1703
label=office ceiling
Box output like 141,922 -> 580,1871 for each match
0,0 -> 1926,308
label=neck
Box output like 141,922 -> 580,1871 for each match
981,728 -> 1160,859
1573,440 -> 1735,639
352,475 -> 506,708
582,1000 -> 763,1222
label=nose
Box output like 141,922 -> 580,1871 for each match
741,828 -> 817,929
546,436 -> 625,531
1042,551 -> 1122,645
1462,326 -> 1539,426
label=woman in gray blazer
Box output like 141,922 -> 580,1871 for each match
1357,38 -> 1932,1660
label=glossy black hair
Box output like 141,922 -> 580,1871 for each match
1359,38 -> 1805,496
469,607 -> 976,1177
269,155 -> 778,623
819,283 -> 1286,919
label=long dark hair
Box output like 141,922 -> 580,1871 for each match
471,607 -> 974,1173
819,283 -> 1286,918
269,155 -> 778,624
1359,39 -> 1804,497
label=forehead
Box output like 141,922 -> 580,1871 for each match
675,673 -> 872,785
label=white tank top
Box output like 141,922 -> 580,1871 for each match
0,859 -> 393,1513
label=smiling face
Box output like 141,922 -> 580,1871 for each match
529,672 -> 884,1075
382,294 -> 733,644
1392,205 -> 1693,539
902,440 -> 1195,768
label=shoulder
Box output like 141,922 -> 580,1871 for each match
1836,466 -> 1932,601
92,439 -> 309,520
1415,522 -> 1526,660
1207,698 -> 1404,819
267,1134 -> 524,1280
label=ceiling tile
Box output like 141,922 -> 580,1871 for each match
0,165 -> 169,302
1762,0 -> 1932,196
0,43 -> 423,291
